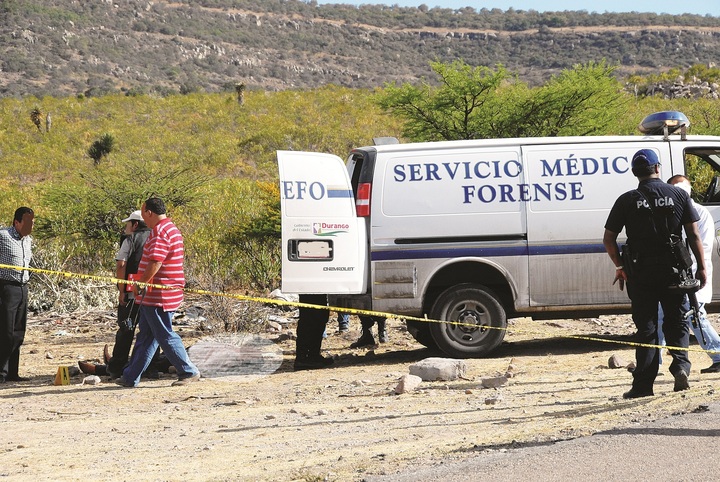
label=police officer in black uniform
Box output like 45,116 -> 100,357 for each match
603,149 -> 706,399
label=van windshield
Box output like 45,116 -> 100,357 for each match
684,148 -> 720,204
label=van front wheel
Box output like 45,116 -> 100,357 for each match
428,284 -> 506,358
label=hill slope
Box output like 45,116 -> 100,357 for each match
2,0 -> 720,97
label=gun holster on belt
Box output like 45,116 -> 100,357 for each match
620,244 -> 637,278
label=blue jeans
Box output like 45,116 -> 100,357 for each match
122,305 -> 199,386
323,313 -> 350,338
658,299 -> 720,364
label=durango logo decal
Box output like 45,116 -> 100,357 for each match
313,222 -> 349,236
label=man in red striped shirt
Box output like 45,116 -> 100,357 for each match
117,197 -> 200,387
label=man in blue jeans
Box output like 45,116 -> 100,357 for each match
658,175 -> 720,372
117,197 -> 200,387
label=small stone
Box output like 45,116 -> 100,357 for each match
481,376 -> 508,389
608,354 -> 626,369
485,394 -> 503,405
45,352 -> 54,359
394,374 -> 422,394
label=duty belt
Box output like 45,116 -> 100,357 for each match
637,255 -> 672,266
0,279 -> 27,287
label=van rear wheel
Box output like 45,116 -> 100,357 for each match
428,284 -> 506,358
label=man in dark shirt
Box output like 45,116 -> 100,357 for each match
78,210 -> 157,378
603,149 -> 706,399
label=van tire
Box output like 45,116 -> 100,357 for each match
428,283 -> 506,358
406,320 -> 438,349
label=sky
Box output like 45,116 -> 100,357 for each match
315,1 -> 720,17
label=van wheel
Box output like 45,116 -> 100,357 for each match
406,320 -> 438,349
428,284 -> 506,358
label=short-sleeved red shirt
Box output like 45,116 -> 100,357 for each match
137,218 -> 185,311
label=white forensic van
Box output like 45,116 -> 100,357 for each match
277,112 -> 720,358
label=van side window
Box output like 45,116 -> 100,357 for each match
685,149 -> 720,204
349,152 -> 364,197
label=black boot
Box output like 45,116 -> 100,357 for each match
350,329 -> 376,348
294,353 -> 334,371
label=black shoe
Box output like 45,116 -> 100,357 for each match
378,330 -> 388,343
294,355 -> 334,371
673,370 -> 690,392
623,388 -> 654,399
700,362 -> 720,374
115,377 -> 134,388
5,375 -> 30,382
350,332 -> 376,349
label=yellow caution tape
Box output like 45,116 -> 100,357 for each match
2,263 -> 716,355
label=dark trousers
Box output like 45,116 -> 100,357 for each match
628,279 -> 690,391
360,316 -> 385,333
107,299 -> 160,377
296,294 -> 328,360
0,284 -> 28,378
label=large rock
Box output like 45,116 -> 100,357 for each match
409,357 -> 467,381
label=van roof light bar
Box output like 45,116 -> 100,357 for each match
639,111 -> 690,140
373,137 -> 399,146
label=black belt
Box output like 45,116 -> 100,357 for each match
638,255 -> 671,267
0,279 -> 27,287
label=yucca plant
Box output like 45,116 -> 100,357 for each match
88,132 -> 115,165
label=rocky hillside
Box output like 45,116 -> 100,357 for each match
2,0 -> 720,97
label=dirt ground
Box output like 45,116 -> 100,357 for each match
2,305 -> 720,481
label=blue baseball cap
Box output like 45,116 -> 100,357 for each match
631,149 -> 660,169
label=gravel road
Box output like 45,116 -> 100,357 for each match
368,402 -> 720,481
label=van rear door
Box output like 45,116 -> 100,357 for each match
277,150 -> 367,294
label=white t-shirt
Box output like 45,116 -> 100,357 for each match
115,237 -> 133,262
692,200 -> 714,304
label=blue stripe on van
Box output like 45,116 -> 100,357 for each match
529,244 -> 607,255
371,243 -> 606,261
327,189 -> 353,198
